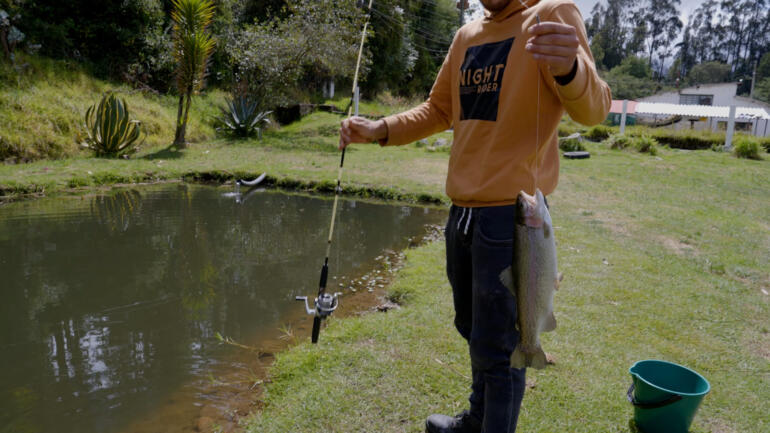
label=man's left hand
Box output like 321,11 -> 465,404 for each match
525,22 -> 579,78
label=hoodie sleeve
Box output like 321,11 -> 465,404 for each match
379,37 -> 456,146
543,2 -> 611,126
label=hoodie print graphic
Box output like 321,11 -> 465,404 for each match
459,37 -> 515,122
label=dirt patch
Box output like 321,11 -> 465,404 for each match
658,235 -> 697,256
583,212 -> 633,237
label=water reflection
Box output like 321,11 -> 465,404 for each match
0,185 -> 445,433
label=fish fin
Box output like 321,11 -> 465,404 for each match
499,266 -> 514,292
530,348 -> 548,369
555,273 -> 563,290
543,312 -> 557,332
510,347 -> 526,368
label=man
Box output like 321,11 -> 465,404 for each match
340,1 -> 610,432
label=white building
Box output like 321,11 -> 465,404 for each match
633,83 -> 770,136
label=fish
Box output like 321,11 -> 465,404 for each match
499,188 -> 561,369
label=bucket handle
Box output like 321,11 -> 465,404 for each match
627,384 -> 683,409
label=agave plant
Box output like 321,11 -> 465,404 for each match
83,93 -> 143,157
218,95 -> 272,138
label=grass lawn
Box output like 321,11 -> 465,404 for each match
0,110 -> 452,203
1,103 -> 768,432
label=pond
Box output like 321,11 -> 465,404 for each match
0,184 -> 446,433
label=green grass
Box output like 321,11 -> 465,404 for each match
0,54 -> 224,162
1,74 -> 768,431
0,110 -> 451,203
242,139 -> 767,433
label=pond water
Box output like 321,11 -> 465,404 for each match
0,184 -> 446,433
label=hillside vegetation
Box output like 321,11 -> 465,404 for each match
0,54 -> 223,163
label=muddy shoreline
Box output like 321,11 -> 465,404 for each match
0,173 -> 447,206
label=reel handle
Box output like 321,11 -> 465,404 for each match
295,296 -> 316,315
296,293 -> 342,344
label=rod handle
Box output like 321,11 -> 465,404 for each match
311,316 -> 322,344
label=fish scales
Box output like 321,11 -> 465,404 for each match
499,189 -> 560,369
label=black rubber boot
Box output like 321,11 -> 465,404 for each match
425,410 -> 482,433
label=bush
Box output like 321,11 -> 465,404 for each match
628,127 -> 724,150
585,124 -> 615,141
558,117 -> 583,137
759,136 -> 770,153
733,137 -> 762,160
608,134 -> 659,156
607,134 -> 632,150
559,137 -> 585,152
603,69 -> 663,100
634,135 -> 659,156
652,130 -> 722,150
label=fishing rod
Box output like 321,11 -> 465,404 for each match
295,0 -> 374,344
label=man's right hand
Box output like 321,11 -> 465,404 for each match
339,117 -> 388,150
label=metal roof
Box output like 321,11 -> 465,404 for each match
628,102 -> 770,120
609,100 -> 638,114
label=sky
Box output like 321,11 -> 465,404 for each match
572,0 -> 702,24
468,1 -> 704,23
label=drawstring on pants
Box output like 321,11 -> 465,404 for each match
456,207 -> 473,236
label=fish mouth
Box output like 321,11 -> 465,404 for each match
517,190 -> 543,228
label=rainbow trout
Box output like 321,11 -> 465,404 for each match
499,189 -> 561,369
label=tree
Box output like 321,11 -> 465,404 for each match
228,0 -> 365,110
758,52 -> 770,82
585,0 -> 639,70
679,0 -> 770,82
754,52 -> 770,102
362,1 -> 414,96
613,56 -> 653,79
171,0 -> 216,148
400,0 -> 458,96
603,56 -> 659,99
686,61 -> 731,85
717,0 -> 769,78
13,0 -> 167,78
755,77 -> 770,103
634,0 -> 682,78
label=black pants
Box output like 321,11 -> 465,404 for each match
445,204 -> 526,433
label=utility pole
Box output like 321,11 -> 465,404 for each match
457,0 -> 468,26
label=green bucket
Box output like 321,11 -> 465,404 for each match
628,360 -> 710,433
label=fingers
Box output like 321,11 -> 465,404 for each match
526,42 -> 575,57
528,22 -> 576,36
339,117 -> 371,150
527,33 -> 579,48
530,53 -> 574,69
526,21 -> 579,77
339,118 -> 357,149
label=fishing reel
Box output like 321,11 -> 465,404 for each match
296,292 -> 341,318
296,292 -> 342,343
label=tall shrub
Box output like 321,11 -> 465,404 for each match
171,0 -> 215,148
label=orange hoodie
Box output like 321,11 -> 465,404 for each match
380,0 -> 611,207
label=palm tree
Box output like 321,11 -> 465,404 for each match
171,0 -> 215,148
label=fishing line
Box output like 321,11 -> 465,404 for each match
295,0 -> 374,344
518,0 -> 542,194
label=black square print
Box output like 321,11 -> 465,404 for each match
459,37 -> 515,122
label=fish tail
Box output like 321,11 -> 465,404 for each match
530,348 -> 548,369
510,347 -> 526,368
499,266 -> 514,292
510,346 -> 549,369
